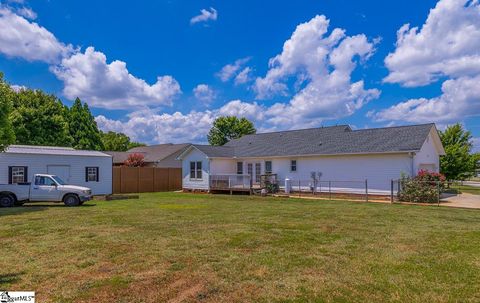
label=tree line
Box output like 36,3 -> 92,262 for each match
0,73 -> 144,152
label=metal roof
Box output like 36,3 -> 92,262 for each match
182,124 -> 439,158
4,145 -> 112,157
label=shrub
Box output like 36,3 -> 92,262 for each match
124,153 -> 146,167
398,170 -> 446,203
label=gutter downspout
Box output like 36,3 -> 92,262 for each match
409,152 -> 416,177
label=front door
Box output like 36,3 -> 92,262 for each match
247,162 -> 262,185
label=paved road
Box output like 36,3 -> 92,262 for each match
463,181 -> 480,188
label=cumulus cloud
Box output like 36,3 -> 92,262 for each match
473,137 -> 480,153
190,7 -> 217,25
254,15 -> 380,128
193,84 -> 215,104
0,6 -> 73,63
16,7 -> 36,20
376,0 -> 480,124
50,47 -> 181,109
217,57 -> 251,82
384,0 -> 480,87
96,99 -> 262,144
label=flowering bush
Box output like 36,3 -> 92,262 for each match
123,153 -> 146,167
398,170 -> 446,203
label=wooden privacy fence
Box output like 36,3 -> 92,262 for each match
113,167 -> 182,194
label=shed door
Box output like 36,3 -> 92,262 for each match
47,165 -> 71,183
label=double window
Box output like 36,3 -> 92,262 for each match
9,166 -> 28,184
290,160 -> 297,172
86,167 -> 99,182
237,162 -> 243,175
190,161 -> 203,180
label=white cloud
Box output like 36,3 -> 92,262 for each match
193,84 -> 215,104
10,84 -> 26,92
217,57 -> 251,82
95,99 -> 262,144
52,47 -> 181,109
472,137 -> 480,153
0,6 -> 73,63
254,15 -> 380,128
376,0 -> 480,124
374,75 -> 480,123
190,7 -> 217,25
234,67 -> 253,85
16,7 -> 36,20
384,0 -> 480,87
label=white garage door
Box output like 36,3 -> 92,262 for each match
47,165 -> 71,183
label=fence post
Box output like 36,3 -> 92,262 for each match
329,181 -> 331,200
299,180 -> 301,197
437,182 -> 440,206
390,179 -> 394,203
365,179 -> 368,203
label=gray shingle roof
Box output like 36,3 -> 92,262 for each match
105,143 -> 189,164
221,123 -> 435,158
192,145 -> 235,158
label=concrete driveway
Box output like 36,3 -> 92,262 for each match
441,193 -> 480,209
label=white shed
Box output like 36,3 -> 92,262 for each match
0,145 -> 113,195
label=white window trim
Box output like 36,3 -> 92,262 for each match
189,161 -> 203,181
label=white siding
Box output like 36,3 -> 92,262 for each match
235,154 -> 413,191
210,159 -> 236,175
0,153 -> 112,195
181,148 -> 210,190
414,132 -> 440,173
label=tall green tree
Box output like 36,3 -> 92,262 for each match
101,131 -> 145,151
11,89 -> 73,147
439,123 -> 476,180
68,98 -> 104,150
0,73 -> 15,151
207,116 -> 256,146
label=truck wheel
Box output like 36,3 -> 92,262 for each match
0,194 -> 15,207
63,194 -> 80,207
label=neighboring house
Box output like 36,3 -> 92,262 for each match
177,124 -> 445,192
0,145 -> 113,195
106,143 -> 189,168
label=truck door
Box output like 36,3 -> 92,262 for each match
31,176 -> 60,201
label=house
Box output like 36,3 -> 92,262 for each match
106,143 -> 189,168
0,145 -> 113,195
177,124 -> 445,193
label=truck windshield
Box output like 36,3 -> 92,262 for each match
51,176 -> 66,185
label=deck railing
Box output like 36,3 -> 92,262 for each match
210,174 -> 252,190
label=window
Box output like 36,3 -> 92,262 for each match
189,161 -> 203,180
86,167 -> 99,182
265,161 -> 272,174
255,163 -> 261,183
290,160 -> 297,172
35,176 -> 56,186
237,162 -> 243,175
9,166 -> 27,184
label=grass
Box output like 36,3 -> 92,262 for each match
1,192 -> 480,302
449,184 -> 480,195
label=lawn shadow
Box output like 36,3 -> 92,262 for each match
0,272 -> 24,286
0,204 -> 95,217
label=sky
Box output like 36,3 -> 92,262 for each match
0,0 -> 479,152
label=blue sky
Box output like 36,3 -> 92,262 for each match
0,0 -> 479,151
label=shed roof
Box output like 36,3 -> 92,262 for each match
5,145 -> 112,157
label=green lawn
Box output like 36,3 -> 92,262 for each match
1,193 -> 480,303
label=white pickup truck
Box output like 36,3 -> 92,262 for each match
0,174 -> 92,207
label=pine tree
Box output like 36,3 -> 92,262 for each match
68,98 -> 104,150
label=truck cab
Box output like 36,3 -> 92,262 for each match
0,174 -> 92,207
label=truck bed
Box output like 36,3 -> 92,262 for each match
0,184 -> 31,201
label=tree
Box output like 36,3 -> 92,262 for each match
0,73 -> 15,151
101,131 -> 145,151
11,89 -> 73,147
207,116 -> 256,146
124,153 -> 145,167
439,123 -> 476,180
68,98 -> 104,150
